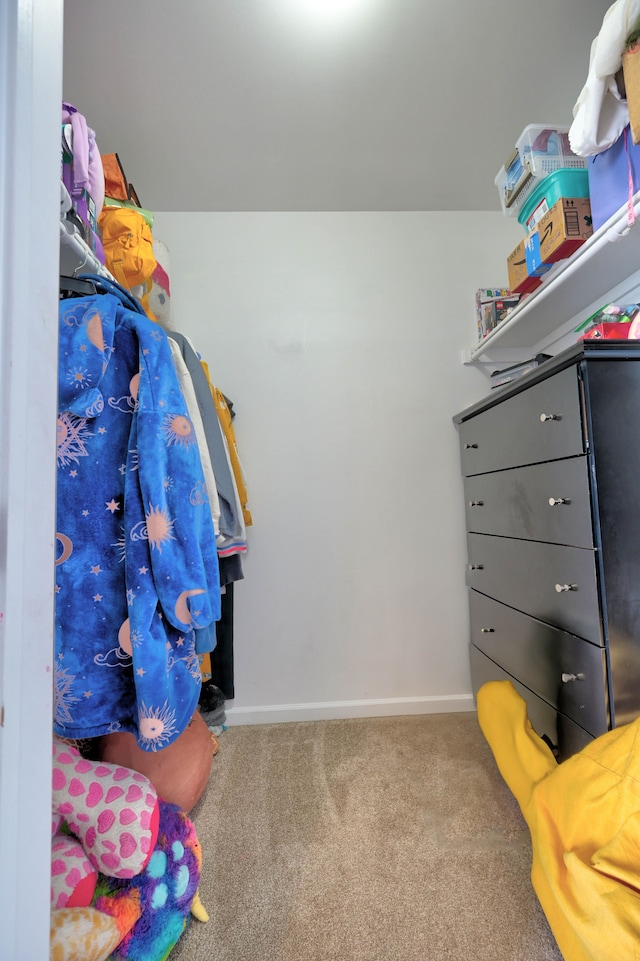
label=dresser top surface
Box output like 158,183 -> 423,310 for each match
454,340 -> 640,424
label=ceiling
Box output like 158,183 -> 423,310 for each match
63,0 -> 611,213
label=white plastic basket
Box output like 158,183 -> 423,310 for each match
495,124 -> 587,217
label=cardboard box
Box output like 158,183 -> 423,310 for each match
623,43 -> 640,145
506,238 -> 543,295
523,234 -> 554,278
535,196 -> 592,263
507,197 -> 593,294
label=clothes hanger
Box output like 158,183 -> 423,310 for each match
78,272 -> 147,315
59,274 -> 97,299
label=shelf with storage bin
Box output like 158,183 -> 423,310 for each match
469,194 -> 640,365
495,124 -> 587,222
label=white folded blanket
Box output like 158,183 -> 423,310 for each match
570,0 -> 640,156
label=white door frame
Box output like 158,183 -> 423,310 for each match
0,0 -> 62,956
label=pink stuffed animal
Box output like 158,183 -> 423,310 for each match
51,737 -> 160,910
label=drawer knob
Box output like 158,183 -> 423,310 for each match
561,672 -> 585,683
464,443 -> 478,449
480,627 -> 494,633
548,497 -> 570,506
555,583 -> 577,593
468,500 -> 484,507
540,413 -> 561,422
469,564 -> 484,571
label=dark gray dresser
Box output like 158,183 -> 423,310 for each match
454,340 -> 640,760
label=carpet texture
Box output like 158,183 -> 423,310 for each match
171,713 -> 562,961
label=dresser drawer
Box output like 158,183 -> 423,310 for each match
469,644 -> 595,760
466,533 -> 602,644
463,456 -> 593,547
470,591 -> 608,736
459,366 -> 584,476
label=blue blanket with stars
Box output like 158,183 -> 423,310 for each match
55,293 -> 220,750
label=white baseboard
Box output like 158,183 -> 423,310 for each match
225,694 -> 475,727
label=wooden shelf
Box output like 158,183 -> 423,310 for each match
471,195 -> 640,360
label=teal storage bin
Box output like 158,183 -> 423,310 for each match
518,168 -> 590,231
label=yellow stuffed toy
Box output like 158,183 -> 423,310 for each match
477,680 -> 640,961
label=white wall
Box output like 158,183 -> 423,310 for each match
1,1 -> 62,958
154,211 -> 522,723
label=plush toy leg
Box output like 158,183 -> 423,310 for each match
190,889 -> 209,922
51,832 -> 98,909
53,737 -> 159,879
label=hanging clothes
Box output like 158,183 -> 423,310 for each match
168,331 -> 243,544
167,337 -> 222,542
165,342 -> 253,701
201,360 -> 253,529
210,581 -> 236,700
55,292 -> 220,750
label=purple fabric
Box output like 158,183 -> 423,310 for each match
62,101 -> 105,214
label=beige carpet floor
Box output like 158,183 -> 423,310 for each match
171,712 -> 562,961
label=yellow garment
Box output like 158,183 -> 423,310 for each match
200,650 -> 212,682
477,681 -> 640,961
200,360 -> 253,527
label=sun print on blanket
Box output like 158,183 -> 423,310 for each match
54,663 -> 79,726
165,634 -> 201,682
129,504 -> 176,553
137,700 -> 178,751
65,363 -> 93,391
145,504 -> 176,552
113,527 -> 127,562
57,412 -> 93,467
180,648 -> 202,683
117,617 -> 143,654
161,413 -> 196,449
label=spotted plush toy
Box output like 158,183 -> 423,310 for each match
50,738 -> 206,961
51,737 -> 160,910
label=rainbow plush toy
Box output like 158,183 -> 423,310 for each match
50,737 -> 206,961
94,801 -> 204,961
